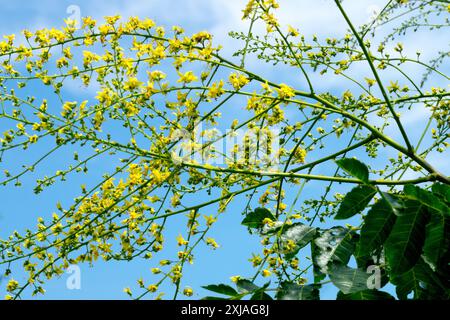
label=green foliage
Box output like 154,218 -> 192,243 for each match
355,198 -> 396,263
276,282 -> 319,300
329,264 -> 371,294
204,159 -> 450,300
334,185 -> 376,219
335,158 -> 370,183
202,284 -> 238,297
241,207 -> 276,229
385,199 -> 428,276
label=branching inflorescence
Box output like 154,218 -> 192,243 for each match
0,0 -> 449,300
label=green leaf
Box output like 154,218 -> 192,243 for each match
381,192 -> 406,216
335,185 -> 376,219
335,158 -> 370,183
280,223 -> 317,248
250,289 -> 273,300
236,279 -> 259,293
391,259 -> 436,300
241,207 -> 275,229
337,289 -> 395,300
385,200 -> 428,276
276,282 -> 319,300
202,284 -> 238,296
311,240 -> 327,283
432,183 -> 450,204
404,184 -> 449,216
313,227 -> 358,274
356,198 -> 396,261
280,223 -> 317,260
329,264 -> 370,294
423,213 -> 447,271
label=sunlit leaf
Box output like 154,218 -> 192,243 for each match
335,185 -> 376,219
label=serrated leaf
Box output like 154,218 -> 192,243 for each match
202,284 -> 238,296
276,282 -> 319,300
404,184 -> 449,216
336,158 -> 370,183
385,200 -> 428,276
335,185 -> 376,219
241,207 -> 275,229
356,198 -> 396,261
329,264 -> 370,294
313,227 -> 357,274
337,289 -> 395,300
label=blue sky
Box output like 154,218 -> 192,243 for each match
0,0 -> 448,300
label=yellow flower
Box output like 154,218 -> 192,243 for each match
105,15 -> 121,25
192,31 -> 212,43
22,29 -> 33,39
124,77 -> 143,91
262,269 -> 272,277
82,17 -> 97,28
207,80 -> 225,99
6,279 -> 19,292
82,50 -> 100,68
229,73 -> 249,90
343,90 -> 353,101
293,147 -> 307,164
387,81 -> 400,93
203,215 -> 217,227
28,135 -> 38,144
149,70 -> 166,81
276,83 -> 296,99
140,18 -> 156,30
176,234 -> 188,246
16,122 -> 25,131
151,268 -> 161,274
206,237 -> 219,249
262,217 -> 274,227
177,71 -> 198,83
365,77 -> 376,87
261,81 -> 272,93
183,287 -> 194,297
3,34 -> 15,44
290,258 -> 299,269
287,25 -> 299,37
249,254 -> 263,267
147,284 -> 158,292
98,24 -> 113,35
123,287 -> 132,296
96,88 -> 113,105
152,169 -> 169,184
159,259 -> 171,266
